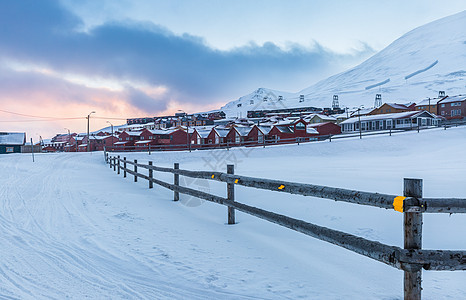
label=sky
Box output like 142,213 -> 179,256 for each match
0,0 -> 465,139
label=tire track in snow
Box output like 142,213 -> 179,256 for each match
0,154 -> 256,299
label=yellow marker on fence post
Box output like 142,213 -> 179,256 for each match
393,196 -> 406,212
278,185 -> 285,190
211,174 -> 215,179
235,179 -> 239,184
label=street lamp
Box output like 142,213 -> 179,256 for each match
353,105 -> 364,139
64,127 -> 71,152
178,110 -> 191,152
87,111 -> 95,152
106,121 -> 114,137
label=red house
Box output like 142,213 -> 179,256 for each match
226,126 -> 252,146
308,122 -> 342,136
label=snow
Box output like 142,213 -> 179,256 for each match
221,11 -> 466,116
1,126 -> 466,299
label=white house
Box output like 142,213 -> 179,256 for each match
340,111 -> 439,133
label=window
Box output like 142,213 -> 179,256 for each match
451,102 -> 462,107
6,147 -> 13,153
452,109 -> 462,116
441,111 -> 445,115
235,135 -> 240,144
215,135 -> 219,144
386,120 -> 392,129
295,122 -> 305,130
441,104 -> 445,108
258,132 -> 264,143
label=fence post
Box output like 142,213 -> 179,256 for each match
329,135 -> 332,142
117,155 -> 121,174
123,157 -> 127,178
227,164 -> 235,224
148,161 -> 153,189
174,163 -> 179,201
403,178 -> 423,300
113,157 -> 116,171
148,145 -> 151,155
109,156 -> 113,168
390,128 -> 392,136
134,159 -> 138,182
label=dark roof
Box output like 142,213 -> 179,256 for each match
0,132 -> 26,145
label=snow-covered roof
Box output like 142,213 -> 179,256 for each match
386,103 -> 410,110
257,126 -> 273,135
415,98 -> 443,106
341,111 -> 436,124
195,130 -> 211,138
234,126 -> 253,136
214,128 -> 230,137
0,132 -> 26,145
135,140 -> 153,144
350,108 -> 375,117
275,126 -> 293,133
149,129 -> 171,135
303,114 -> 336,121
438,95 -> 466,104
306,127 -> 319,134
308,122 -> 336,128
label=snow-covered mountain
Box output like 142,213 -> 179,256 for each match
221,11 -> 466,117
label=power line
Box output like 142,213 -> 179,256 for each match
0,118 -> 85,123
0,108 -> 84,119
0,108 -> 129,122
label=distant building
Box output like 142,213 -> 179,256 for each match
340,111 -> 439,133
437,95 -> 466,119
368,103 -> 416,115
0,132 -> 26,154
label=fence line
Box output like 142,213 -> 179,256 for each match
105,153 -> 466,299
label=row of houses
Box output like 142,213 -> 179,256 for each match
108,120 -> 342,151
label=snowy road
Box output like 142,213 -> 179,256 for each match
1,127 -> 466,299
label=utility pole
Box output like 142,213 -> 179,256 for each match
64,127 -> 71,152
87,111 -> 95,152
106,121 -> 114,151
106,121 -> 114,136
178,110 -> 191,152
30,138 -> 35,162
358,108 -> 362,139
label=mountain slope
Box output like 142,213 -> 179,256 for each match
221,11 -> 466,116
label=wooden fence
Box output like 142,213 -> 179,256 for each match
104,152 -> 466,299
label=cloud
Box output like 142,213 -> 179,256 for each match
0,0 -> 375,113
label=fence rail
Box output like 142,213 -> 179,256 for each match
105,153 -> 466,299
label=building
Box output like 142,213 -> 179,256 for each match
303,114 -> 337,124
340,111 -> 439,133
0,132 -> 26,154
307,122 -> 342,136
437,95 -> 466,119
368,103 -> 415,115
415,95 -> 448,114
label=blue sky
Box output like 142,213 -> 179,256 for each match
0,0 -> 465,137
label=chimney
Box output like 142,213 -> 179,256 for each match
438,91 -> 445,98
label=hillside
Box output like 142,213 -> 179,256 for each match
221,11 -> 466,116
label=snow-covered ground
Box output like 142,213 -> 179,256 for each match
1,126 -> 466,299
